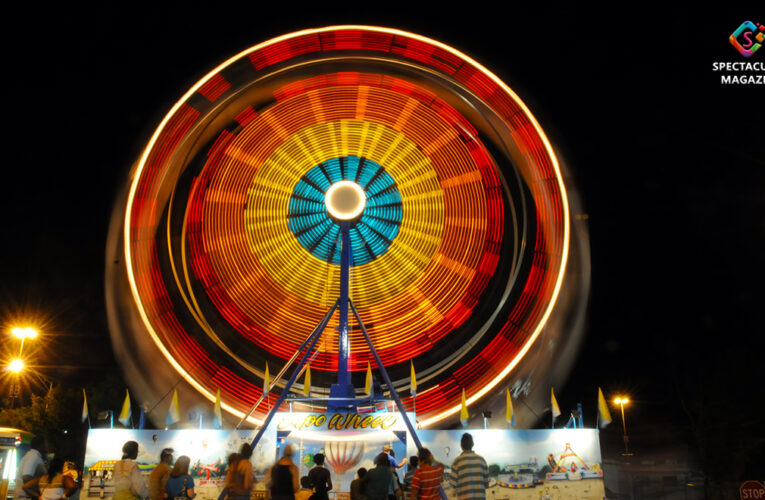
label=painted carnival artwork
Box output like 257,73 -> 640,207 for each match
80,417 -> 604,500
412,430 -> 605,500
80,428 -> 276,500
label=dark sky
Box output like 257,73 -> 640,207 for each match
2,4 -> 763,465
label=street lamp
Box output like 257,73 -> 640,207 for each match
11,327 -> 38,356
8,358 -> 25,373
8,326 -> 38,408
613,397 -> 633,456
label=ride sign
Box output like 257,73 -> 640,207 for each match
740,481 -> 765,500
275,411 -> 414,432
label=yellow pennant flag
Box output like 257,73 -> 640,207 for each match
365,361 -> 372,396
460,388 -> 469,427
118,389 -> 131,427
303,363 -> 311,396
506,388 -> 516,427
213,389 -> 223,429
410,360 -> 417,397
166,389 -> 181,427
551,387 -> 561,418
264,363 -> 270,395
598,388 -> 612,428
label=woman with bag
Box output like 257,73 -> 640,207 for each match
164,456 -> 196,500
23,458 -> 77,500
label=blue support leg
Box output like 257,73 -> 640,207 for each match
236,300 -> 340,429
248,301 -> 338,449
350,300 -> 447,500
329,222 -> 356,410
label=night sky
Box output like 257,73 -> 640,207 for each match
2,4 -> 762,470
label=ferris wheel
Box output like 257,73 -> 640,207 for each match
106,26 -> 588,428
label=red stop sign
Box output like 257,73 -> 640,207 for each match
741,481 -> 765,500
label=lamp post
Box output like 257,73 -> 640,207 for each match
7,357 -> 25,408
613,397 -> 633,456
7,327 -> 38,407
12,327 -> 38,356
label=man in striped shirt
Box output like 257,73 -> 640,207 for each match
411,448 -> 444,500
448,433 -> 489,500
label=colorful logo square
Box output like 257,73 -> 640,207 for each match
729,20 -> 764,57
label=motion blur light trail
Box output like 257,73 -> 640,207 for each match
106,26 -> 588,428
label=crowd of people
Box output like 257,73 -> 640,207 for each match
347,432 -> 489,500
14,432 -> 489,500
111,441 -> 197,500
106,433 -> 489,500
15,436 -> 79,500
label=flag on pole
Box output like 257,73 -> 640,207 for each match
81,389 -> 89,423
551,387 -> 561,419
118,389 -> 131,427
264,363 -> 270,395
138,409 -> 146,430
303,363 -> 311,396
460,388 -> 469,427
365,361 -> 372,396
166,389 -> 181,427
213,389 -> 223,429
410,361 -> 417,397
506,388 -> 516,428
598,387 -> 612,428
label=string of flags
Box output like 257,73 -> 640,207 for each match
79,366 -> 615,430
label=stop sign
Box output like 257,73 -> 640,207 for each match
741,481 -> 765,500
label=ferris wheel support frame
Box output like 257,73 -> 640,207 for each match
247,224 -> 443,496
330,221 -> 356,406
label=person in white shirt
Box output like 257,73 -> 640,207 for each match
14,436 -> 48,500
113,440 -> 149,500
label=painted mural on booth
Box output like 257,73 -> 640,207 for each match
80,417 -> 604,500
410,429 -> 606,500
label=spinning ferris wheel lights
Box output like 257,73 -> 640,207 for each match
108,25 -> 587,430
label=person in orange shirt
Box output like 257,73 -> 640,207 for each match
294,476 -> 313,500
411,449 -> 443,500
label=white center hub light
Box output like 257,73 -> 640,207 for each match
325,181 -> 366,220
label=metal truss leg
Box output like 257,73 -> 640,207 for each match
246,300 -> 338,448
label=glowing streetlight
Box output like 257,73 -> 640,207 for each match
8,358 -> 25,373
613,397 -> 632,455
10,326 -> 38,357
8,326 -> 38,408
11,327 -> 38,339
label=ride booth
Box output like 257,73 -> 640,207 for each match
82,416 -> 605,500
